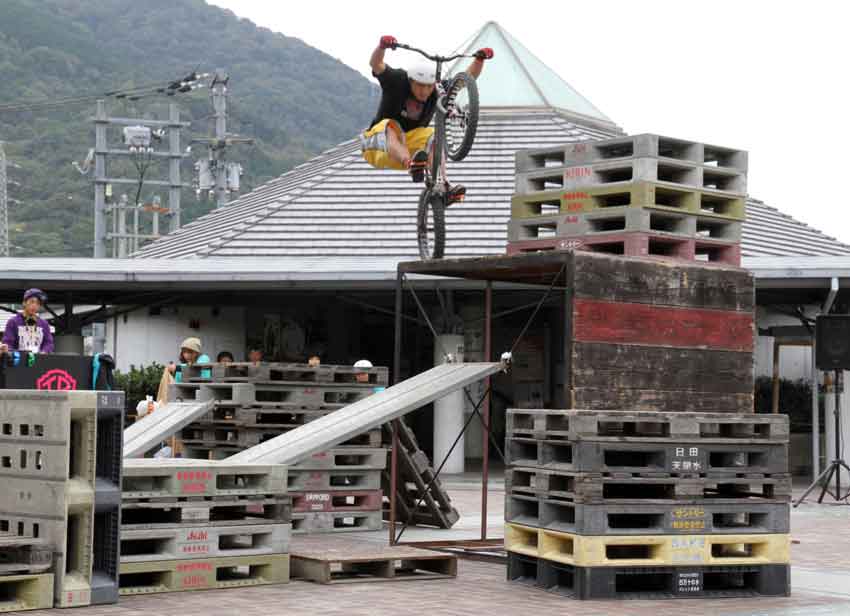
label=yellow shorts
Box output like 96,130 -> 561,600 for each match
359,119 -> 434,171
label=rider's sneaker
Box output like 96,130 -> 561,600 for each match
445,183 -> 466,206
408,150 -> 428,183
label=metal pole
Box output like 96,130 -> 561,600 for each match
481,281 -> 492,541
0,142 -> 9,257
212,70 -> 228,209
772,339 -> 780,413
168,103 -> 182,231
812,340 -> 820,480
117,196 -> 127,258
390,271 -> 404,545
132,202 -> 139,254
835,370 -> 842,500
93,100 -> 108,257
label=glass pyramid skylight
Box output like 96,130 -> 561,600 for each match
447,21 -> 611,122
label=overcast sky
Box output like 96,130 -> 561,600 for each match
209,0 -> 850,245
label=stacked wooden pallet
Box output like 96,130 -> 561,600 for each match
505,409 -> 792,600
171,362 -> 388,534
509,134 -> 747,265
119,459 -> 291,595
0,390 -> 124,611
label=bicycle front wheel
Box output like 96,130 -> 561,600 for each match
416,187 -> 446,260
443,72 -> 479,162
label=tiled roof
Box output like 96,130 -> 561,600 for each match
136,106 -> 850,260
135,108 -> 621,259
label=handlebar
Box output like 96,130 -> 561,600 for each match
395,43 -> 474,64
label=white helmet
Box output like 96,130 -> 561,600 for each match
408,62 -> 436,85
354,359 -> 373,369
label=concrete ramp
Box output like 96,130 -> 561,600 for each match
225,362 -> 502,466
123,400 -> 215,458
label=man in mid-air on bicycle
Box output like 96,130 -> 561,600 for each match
360,35 -> 493,204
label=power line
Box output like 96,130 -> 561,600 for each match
0,70 -> 209,115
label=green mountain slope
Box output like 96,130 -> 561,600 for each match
0,0 -> 376,256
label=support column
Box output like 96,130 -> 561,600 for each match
811,341 -> 820,480
481,281 -> 492,541
433,334 -> 465,474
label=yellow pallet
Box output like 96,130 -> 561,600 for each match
512,182 -> 745,221
505,523 -> 790,567
119,554 -> 289,596
0,574 -> 53,613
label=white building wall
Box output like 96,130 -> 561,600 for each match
755,305 -> 817,380
106,305 -> 246,372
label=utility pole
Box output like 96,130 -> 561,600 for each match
194,69 -> 252,208
91,100 -> 191,257
0,142 -> 7,256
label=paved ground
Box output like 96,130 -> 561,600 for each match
26,477 -> 850,616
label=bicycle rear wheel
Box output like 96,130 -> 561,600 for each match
442,72 -> 479,162
416,187 -> 446,260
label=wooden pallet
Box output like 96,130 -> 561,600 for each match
290,535 -> 456,584
381,420 -> 460,529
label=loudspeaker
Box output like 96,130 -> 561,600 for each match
816,315 -> 850,370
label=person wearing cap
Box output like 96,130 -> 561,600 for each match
0,288 -> 54,354
354,358 -> 386,393
360,35 -> 493,203
167,337 -> 211,383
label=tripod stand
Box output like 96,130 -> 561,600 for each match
794,369 -> 850,506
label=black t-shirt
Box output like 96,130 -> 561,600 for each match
369,66 -> 437,133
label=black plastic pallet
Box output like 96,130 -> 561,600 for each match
506,467 -> 791,505
95,393 -> 124,509
506,409 -> 788,443
507,553 -> 790,599
91,505 -> 121,605
506,437 -> 788,475
505,494 -> 790,535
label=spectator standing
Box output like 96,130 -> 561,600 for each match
1,288 -> 54,354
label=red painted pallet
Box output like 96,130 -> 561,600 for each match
506,231 -> 740,266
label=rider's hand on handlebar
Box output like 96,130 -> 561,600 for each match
474,47 -> 494,60
380,35 -> 398,50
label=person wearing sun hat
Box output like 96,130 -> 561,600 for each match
167,337 -> 211,383
1,288 -> 55,354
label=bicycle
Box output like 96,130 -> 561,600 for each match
395,42 -> 481,260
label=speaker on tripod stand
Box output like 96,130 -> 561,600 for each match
794,315 -> 850,505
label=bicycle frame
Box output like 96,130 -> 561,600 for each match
395,43 -> 475,191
